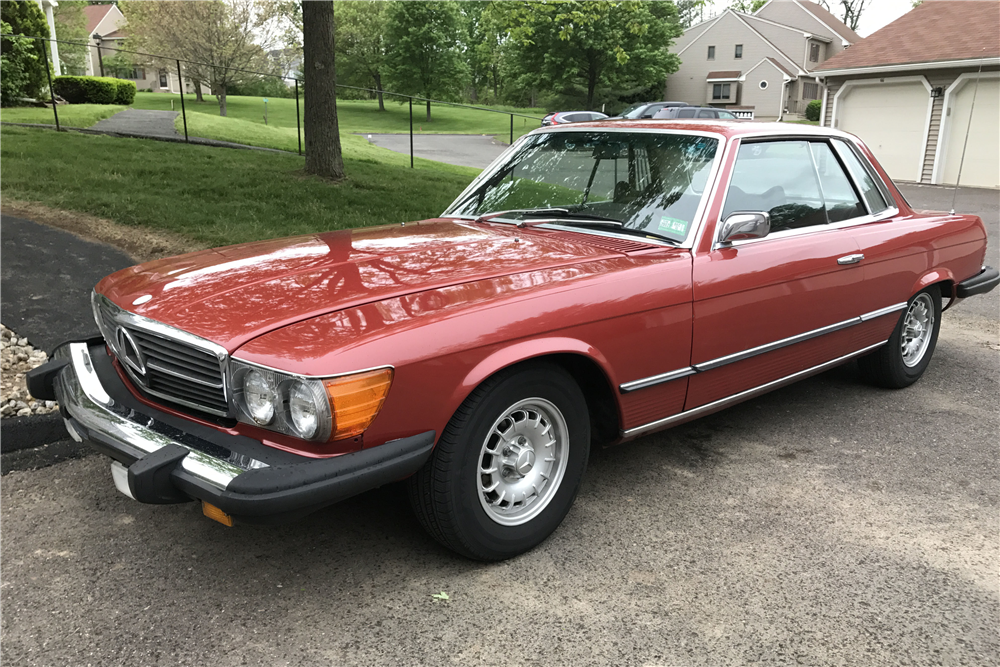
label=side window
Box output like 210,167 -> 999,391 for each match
697,109 -> 715,118
723,140 -> 826,233
832,139 -> 890,214
809,142 -> 866,222
678,108 -> 696,118
640,105 -> 663,118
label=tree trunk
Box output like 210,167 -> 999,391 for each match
302,0 -> 346,180
587,64 -> 597,110
193,80 -> 204,103
373,71 -> 385,111
217,83 -> 228,116
426,99 -> 431,122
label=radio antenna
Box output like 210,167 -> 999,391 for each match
950,50 -> 986,215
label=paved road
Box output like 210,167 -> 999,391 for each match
363,133 -> 508,169
0,215 -> 134,351
1,185 -> 997,666
91,109 -> 180,139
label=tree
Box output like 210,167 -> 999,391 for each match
334,1 -> 388,110
121,0 -> 282,116
815,0 -> 871,32
302,0 -> 345,180
676,0 -> 708,28
461,2 -> 506,103
1,21 -> 38,105
52,0 -> 88,74
0,0 -> 49,101
383,1 -> 467,121
729,0 -> 767,13
497,1 -> 682,110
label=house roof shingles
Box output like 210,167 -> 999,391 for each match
794,0 -> 861,44
707,70 -> 742,80
764,57 -> 794,78
83,4 -> 115,35
817,0 -> 1000,71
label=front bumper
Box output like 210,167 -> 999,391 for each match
31,341 -> 435,524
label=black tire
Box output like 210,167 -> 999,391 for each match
858,285 -> 942,388
407,362 -> 590,561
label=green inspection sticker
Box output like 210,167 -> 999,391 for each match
658,216 -> 689,235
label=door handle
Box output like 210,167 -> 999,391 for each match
837,254 -> 864,265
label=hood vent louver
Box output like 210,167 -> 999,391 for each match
547,231 -> 660,253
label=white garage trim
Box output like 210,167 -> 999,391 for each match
931,70 -> 1000,185
832,76 -> 932,182
819,86 -> 828,127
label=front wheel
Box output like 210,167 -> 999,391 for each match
408,363 -> 590,561
858,286 -> 942,388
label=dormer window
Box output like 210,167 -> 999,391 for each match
708,45 -> 716,60
809,42 -> 820,62
735,44 -> 743,59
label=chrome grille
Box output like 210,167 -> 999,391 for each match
93,292 -> 230,417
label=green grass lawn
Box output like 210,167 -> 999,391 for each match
0,125 -> 479,248
0,104 -> 126,128
130,92 -> 545,140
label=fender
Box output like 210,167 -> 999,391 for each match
450,337 -> 621,416
911,268 -> 956,301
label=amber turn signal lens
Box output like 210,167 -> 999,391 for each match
324,368 -> 393,440
202,502 -> 233,527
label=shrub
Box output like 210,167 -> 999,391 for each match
805,98 -> 822,122
113,79 -> 136,105
52,76 -> 119,104
1,21 -> 37,106
0,1 -> 49,102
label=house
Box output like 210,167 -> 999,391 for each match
50,3 -> 206,96
665,0 -> 860,120
816,0 -> 999,188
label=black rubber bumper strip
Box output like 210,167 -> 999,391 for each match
171,430 -> 436,521
956,266 -> 999,298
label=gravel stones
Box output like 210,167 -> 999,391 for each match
1,324 -> 58,418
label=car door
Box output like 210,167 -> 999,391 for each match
686,138 -> 869,410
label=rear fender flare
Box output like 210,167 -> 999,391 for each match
911,269 -> 956,300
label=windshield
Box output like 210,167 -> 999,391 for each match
618,103 -> 646,118
446,131 -> 720,244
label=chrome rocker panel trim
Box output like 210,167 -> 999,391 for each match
618,302 -> 908,393
622,340 -> 889,438
54,342 -> 264,491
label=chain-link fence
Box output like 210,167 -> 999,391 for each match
7,35 -> 543,166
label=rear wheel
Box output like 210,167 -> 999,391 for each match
858,286 -> 942,388
408,363 -> 590,561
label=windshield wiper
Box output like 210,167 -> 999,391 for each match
475,207 -> 571,223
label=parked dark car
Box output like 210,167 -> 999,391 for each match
653,106 -> 739,120
612,101 -> 691,119
540,111 -> 609,126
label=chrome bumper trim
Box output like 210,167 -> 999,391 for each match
621,340 -> 887,438
54,343 -> 266,491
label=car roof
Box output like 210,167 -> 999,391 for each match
531,119 -> 850,141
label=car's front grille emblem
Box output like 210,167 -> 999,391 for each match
116,326 -> 148,380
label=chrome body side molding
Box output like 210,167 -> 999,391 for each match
617,303 -> 907,393
621,340 -> 888,438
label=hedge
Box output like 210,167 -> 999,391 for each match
805,99 -> 822,122
52,76 -> 135,105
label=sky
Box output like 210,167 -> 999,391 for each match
702,0 -> 916,37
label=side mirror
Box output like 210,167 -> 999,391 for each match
718,212 -> 771,245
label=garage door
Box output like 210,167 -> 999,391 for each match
836,80 -> 929,182
938,76 -> 1000,188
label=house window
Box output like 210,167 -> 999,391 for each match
735,44 -> 743,59
713,83 -> 731,100
759,80 -> 768,90
158,70 -> 168,87
707,45 -> 715,60
809,43 -> 820,62
803,82 -> 819,100
130,67 -> 145,80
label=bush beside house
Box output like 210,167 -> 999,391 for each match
0,1 -> 50,104
53,76 -> 134,105
805,99 -> 822,122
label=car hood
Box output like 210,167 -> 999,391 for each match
96,219 -> 624,352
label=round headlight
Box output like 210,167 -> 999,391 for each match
243,369 -> 276,424
288,380 -> 321,439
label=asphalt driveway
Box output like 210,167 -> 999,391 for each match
363,133 -> 509,169
1,184 -> 997,666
